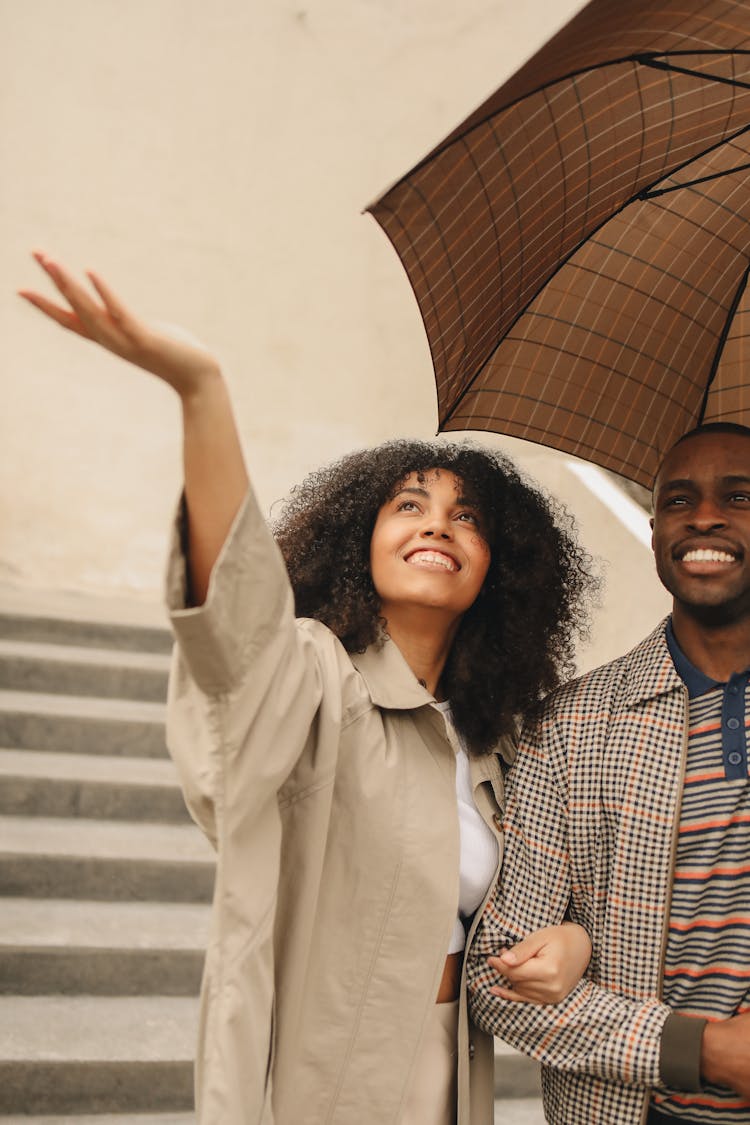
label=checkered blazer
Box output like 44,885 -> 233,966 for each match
467,620 -> 689,1124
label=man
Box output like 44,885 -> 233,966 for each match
467,423 -> 750,1123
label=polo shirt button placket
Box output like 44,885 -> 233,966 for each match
721,672 -> 749,780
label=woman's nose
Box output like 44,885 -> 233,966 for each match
421,520 -> 452,540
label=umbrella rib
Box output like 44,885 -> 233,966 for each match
642,155 -> 750,199
636,121 -> 750,198
636,52 -> 750,91
698,262 -> 750,424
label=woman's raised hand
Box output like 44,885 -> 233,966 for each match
19,253 -> 220,399
20,251 -> 249,604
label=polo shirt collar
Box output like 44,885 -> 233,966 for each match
664,617 -> 722,698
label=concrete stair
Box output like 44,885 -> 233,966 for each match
494,1040 -> 544,1122
0,603 -> 211,1119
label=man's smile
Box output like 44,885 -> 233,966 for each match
680,549 -> 736,563
673,541 -> 741,576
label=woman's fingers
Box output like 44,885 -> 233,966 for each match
32,253 -> 104,330
487,953 -> 552,984
22,252 -> 151,361
22,253 -> 128,352
486,956 -> 550,1004
17,288 -> 89,338
86,269 -> 134,330
489,983 -> 548,1004
496,930 -> 549,970
20,250 -> 223,399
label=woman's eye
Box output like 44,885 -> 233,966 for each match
397,500 -> 419,512
456,511 -> 478,524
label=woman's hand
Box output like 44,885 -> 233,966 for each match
20,251 -> 249,604
19,252 -> 220,399
485,922 -> 591,1005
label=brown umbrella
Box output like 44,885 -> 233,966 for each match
367,0 -> 750,488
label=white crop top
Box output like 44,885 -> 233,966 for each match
435,701 -> 500,954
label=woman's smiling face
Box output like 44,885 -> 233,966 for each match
369,469 -> 491,630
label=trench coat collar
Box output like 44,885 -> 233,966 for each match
350,638 -> 518,769
349,637 -> 434,710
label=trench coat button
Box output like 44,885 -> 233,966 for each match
469,1041 -> 475,1060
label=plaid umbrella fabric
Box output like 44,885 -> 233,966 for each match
368,0 -> 750,488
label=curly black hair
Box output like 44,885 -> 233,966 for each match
273,439 -> 597,755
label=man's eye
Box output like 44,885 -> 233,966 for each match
729,493 -> 750,503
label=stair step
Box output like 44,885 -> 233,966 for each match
0,995 -> 196,1113
0,691 -> 167,758
0,1117 -> 194,1125
0,815 -> 214,902
0,640 -> 170,702
0,611 -> 172,655
0,1116 -> 195,1124
0,748 -> 189,822
493,1040 -> 541,1099
0,898 -> 209,996
492,1098 -> 545,1123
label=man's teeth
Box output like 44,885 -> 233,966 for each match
407,550 -> 458,572
682,549 -> 735,563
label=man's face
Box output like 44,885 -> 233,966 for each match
651,431 -> 750,624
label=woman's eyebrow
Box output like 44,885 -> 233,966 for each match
392,486 -> 429,499
391,485 -> 481,510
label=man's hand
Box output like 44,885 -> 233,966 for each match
701,1012 -> 750,1097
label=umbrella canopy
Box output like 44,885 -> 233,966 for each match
368,0 -> 750,488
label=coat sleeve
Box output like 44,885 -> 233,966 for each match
466,713 -> 674,1091
164,485 -> 328,1125
165,487 -> 326,842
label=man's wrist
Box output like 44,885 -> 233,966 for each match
700,1019 -> 727,1087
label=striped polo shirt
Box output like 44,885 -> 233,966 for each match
655,622 -> 750,1121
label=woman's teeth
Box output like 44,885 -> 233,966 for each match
407,550 -> 458,572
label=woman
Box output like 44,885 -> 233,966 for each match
20,253 -> 596,1125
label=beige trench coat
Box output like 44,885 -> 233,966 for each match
165,487 -> 514,1125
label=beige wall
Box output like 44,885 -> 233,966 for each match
1,0 -> 670,669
